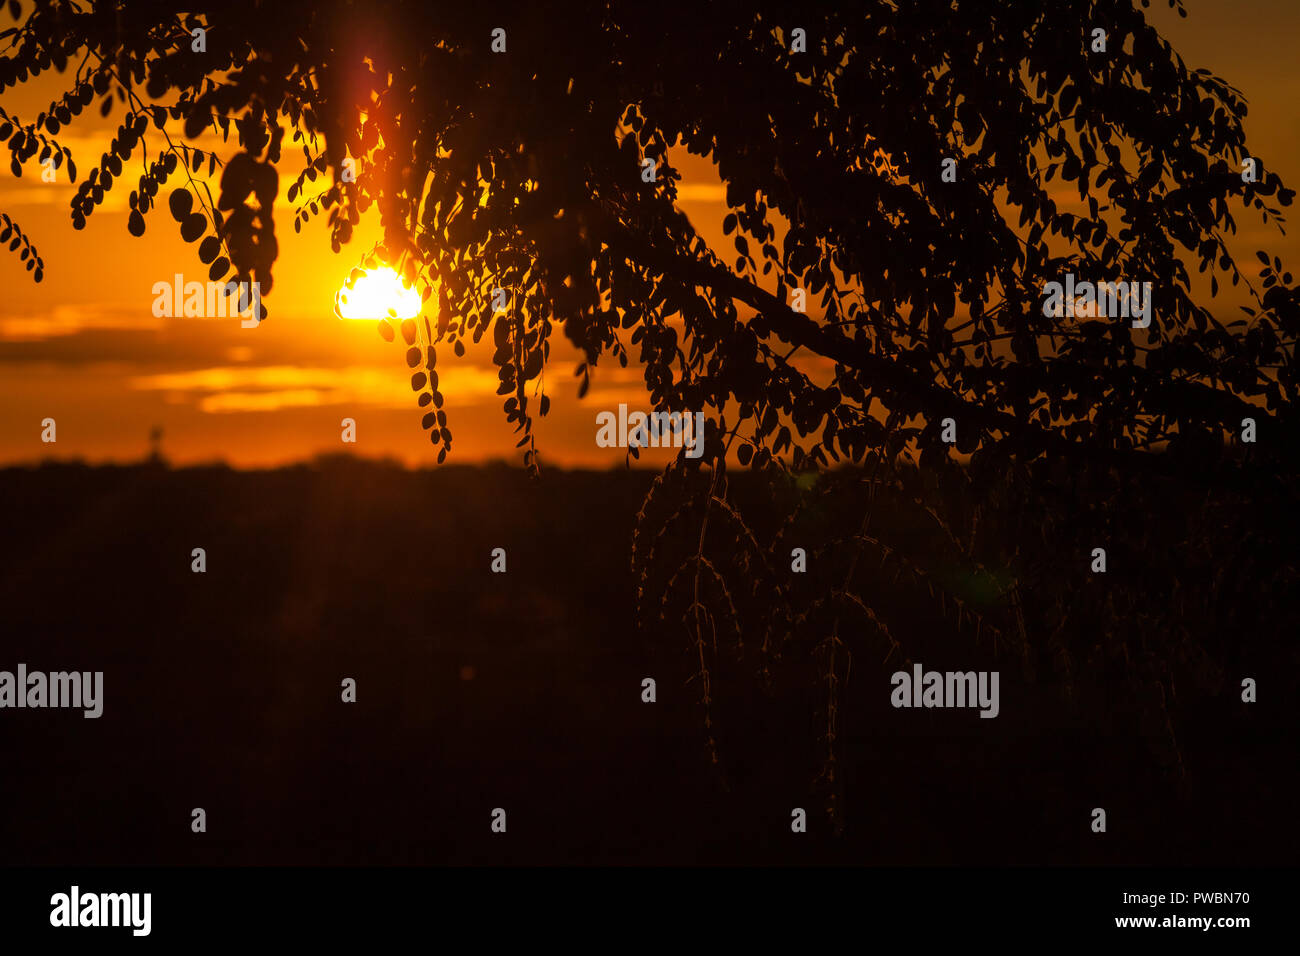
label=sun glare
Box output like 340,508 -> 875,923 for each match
336,266 -> 422,320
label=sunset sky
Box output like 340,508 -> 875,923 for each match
0,1 -> 1296,468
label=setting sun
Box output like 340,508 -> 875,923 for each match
336,266 -> 422,320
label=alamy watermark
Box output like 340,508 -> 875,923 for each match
890,663 -> 999,718
1042,272 -> 1152,328
152,274 -> 261,327
595,403 -> 705,458
50,886 -> 150,936
0,664 -> 102,718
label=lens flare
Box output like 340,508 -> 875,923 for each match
336,266 -> 422,320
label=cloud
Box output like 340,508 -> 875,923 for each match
129,363 -> 505,412
676,183 -> 727,202
0,303 -> 165,340
198,388 -> 330,413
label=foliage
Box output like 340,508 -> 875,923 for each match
2,0 -> 1296,469
3,0 -> 1296,824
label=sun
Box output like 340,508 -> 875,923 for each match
336,266 -> 422,320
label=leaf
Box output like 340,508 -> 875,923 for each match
523,349 -> 543,380
127,208 -> 145,236
180,213 -> 207,242
169,188 -> 192,221
198,235 -> 221,263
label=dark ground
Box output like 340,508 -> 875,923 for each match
0,459 -> 1294,865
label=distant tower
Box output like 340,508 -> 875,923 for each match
148,425 -> 164,464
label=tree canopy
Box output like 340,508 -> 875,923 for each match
4,0 -> 1297,822
1,0 -> 1295,476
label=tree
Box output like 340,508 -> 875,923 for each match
3,0 -> 1296,827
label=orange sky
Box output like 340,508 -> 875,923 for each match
0,2 -> 1296,468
